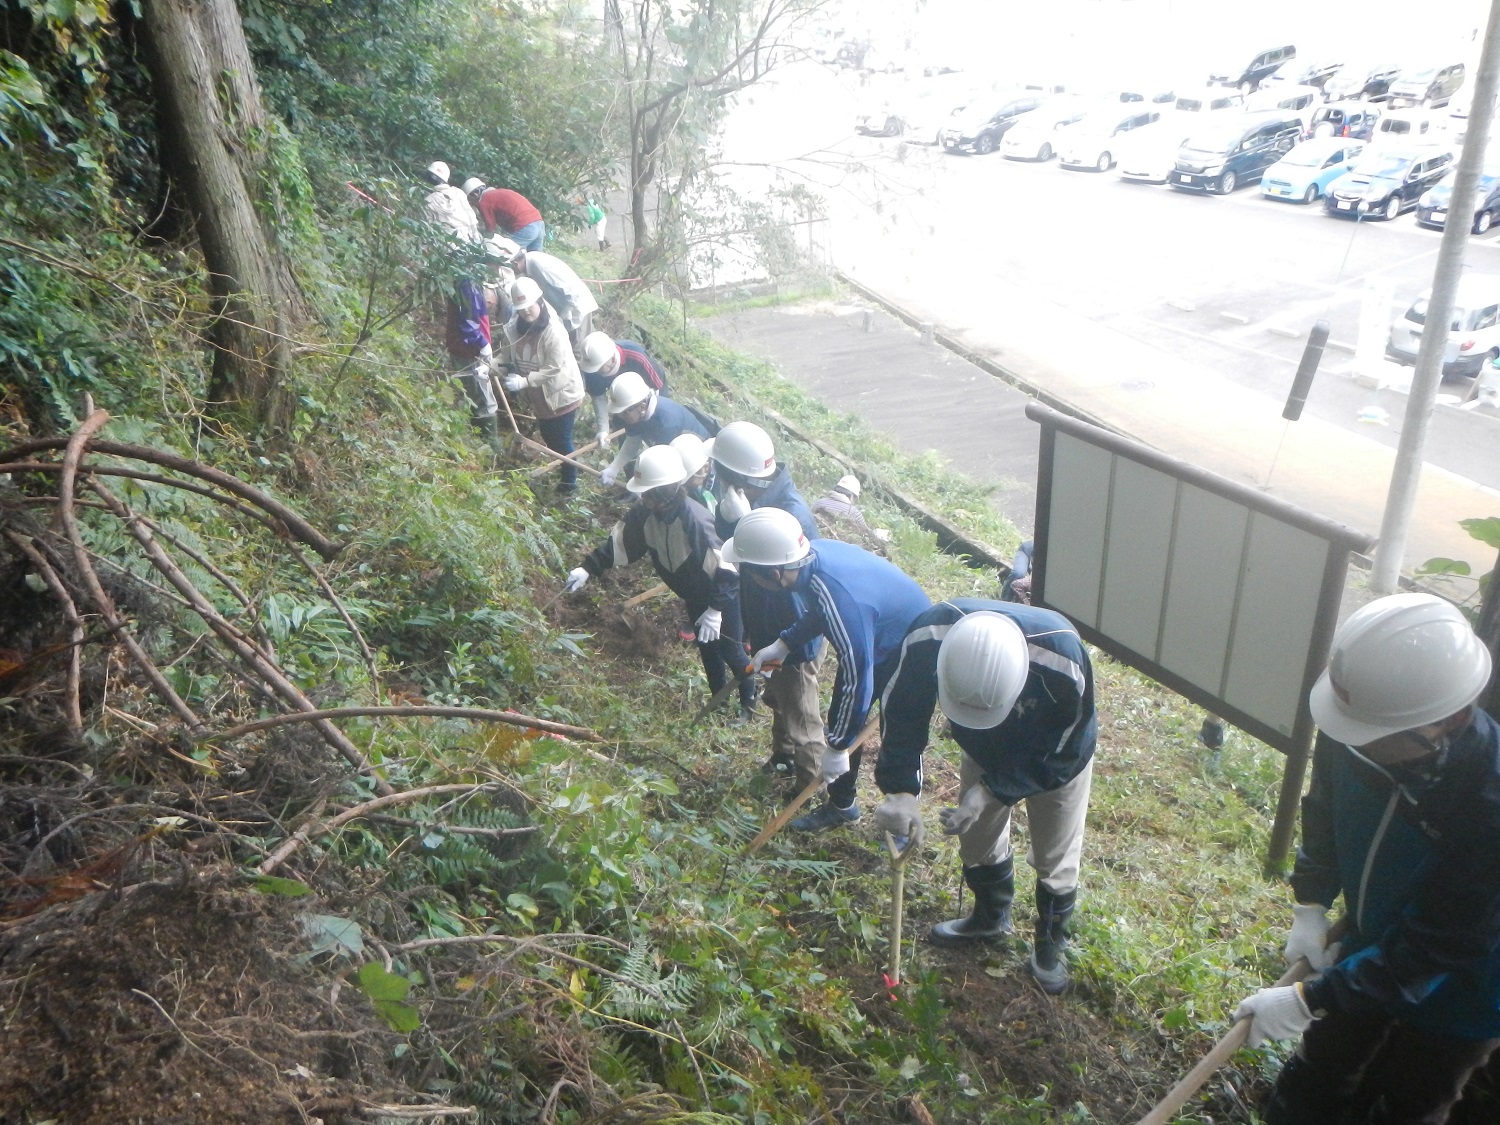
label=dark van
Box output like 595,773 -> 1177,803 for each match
1170,112 -> 1305,194
1310,103 -> 1381,140
1209,45 -> 1296,92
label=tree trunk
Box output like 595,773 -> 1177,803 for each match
138,0 -> 299,433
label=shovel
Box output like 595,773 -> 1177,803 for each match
884,820 -> 925,988
743,709 -> 882,856
691,675 -> 742,726
1135,917 -> 1348,1125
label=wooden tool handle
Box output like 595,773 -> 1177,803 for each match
742,710 -> 882,856
622,582 -> 669,609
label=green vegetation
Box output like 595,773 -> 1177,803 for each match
0,1 -> 1309,1121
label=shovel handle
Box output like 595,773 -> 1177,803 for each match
741,710 -> 883,856
622,582 -> 670,609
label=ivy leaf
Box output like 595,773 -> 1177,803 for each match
299,913 -> 365,959
1414,557 -> 1472,577
355,963 -> 421,1032
1459,517 -> 1500,550
252,875 -> 312,897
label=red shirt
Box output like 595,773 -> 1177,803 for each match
476,188 -> 542,235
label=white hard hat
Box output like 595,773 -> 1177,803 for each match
510,276 -> 543,310
720,507 -> 811,567
671,433 -> 709,477
461,176 -> 487,197
607,370 -> 652,413
937,611 -> 1030,730
485,235 -> 519,262
426,160 -> 450,184
704,421 -> 776,479
627,445 -> 689,493
1309,592 -> 1492,745
580,332 -> 618,374
835,474 -> 861,498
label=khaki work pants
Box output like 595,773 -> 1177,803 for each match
955,753 -> 1094,895
761,659 -> 827,787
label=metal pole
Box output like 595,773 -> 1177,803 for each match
1370,0 -> 1500,592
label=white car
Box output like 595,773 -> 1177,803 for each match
1116,120 -> 1197,184
1173,88 -> 1245,115
1057,107 -> 1163,171
1001,100 -> 1091,160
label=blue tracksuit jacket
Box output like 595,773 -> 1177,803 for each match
1297,709 -> 1500,1038
775,540 -> 931,751
730,464 -> 823,664
622,395 -> 710,447
874,598 -> 1097,806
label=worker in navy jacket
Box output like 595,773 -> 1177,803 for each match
599,373 -> 711,487
726,510 -> 930,830
1233,593 -> 1500,1125
873,598 -> 1097,994
565,447 -> 756,722
579,332 -> 671,451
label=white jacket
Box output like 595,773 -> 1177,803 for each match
524,252 -> 599,332
425,185 -> 480,245
504,304 -> 583,419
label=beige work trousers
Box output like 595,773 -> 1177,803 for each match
956,753 -> 1094,895
761,659 -> 827,788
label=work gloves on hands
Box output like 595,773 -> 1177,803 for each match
1235,983 -> 1314,1048
875,793 -> 921,838
718,487 -> 751,525
600,462 -> 623,486
1285,904 -> 1340,971
696,607 -> 722,643
565,567 -> 590,592
502,372 -> 526,393
750,638 -> 789,674
939,784 -> 996,836
818,747 -> 851,784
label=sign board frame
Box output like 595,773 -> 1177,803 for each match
1025,404 -> 1376,865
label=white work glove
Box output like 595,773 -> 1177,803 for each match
479,343 -> 493,363
750,638 -> 789,674
600,462 -> 623,486
939,783 -> 996,836
1285,904 -> 1338,972
1234,984 -> 1314,1048
502,372 -> 526,393
596,429 -> 612,450
819,747 -> 851,783
696,607 -> 722,643
565,567 -> 590,592
592,396 -> 612,449
875,793 -> 921,838
718,486 -> 751,524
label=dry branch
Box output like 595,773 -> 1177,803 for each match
4,530 -> 85,732
51,412 -> 205,732
89,480 -> 392,794
0,436 -> 342,559
257,784 -> 508,874
204,705 -> 605,745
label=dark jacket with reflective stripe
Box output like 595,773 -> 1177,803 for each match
581,494 -> 737,618
875,598 -> 1096,806
1296,711 -> 1500,1038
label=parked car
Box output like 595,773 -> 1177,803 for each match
1323,146 -> 1454,220
1057,106 -> 1163,170
1324,62 -> 1402,102
1116,121 -> 1197,184
1000,100 -> 1091,160
1261,138 -> 1365,203
1173,88 -> 1246,114
1386,275 -> 1500,378
1416,164 -> 1500,233
939,93 -> 1042,153
1169,113 -> 1305,194
1309,102 -> 1381,140
1369,109 -> 1445,147
1266,58 -> 1344,91
1208,45 -> 1296,92
1245,83 -> 1324,130
1387,63 -> 1465,108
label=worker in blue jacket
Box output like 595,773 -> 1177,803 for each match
599,373 -> 711,486
872,598 -> 1097,993
724,508 -> 930,831
707,422 -> 822,777
1234,593 -> 1500,1125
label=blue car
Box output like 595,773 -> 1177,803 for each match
1416,164 -> 1500,233
1261,138 -> 1366,203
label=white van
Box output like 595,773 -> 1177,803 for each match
1174,88 -> 1245,114
1386,275 -> 1500,378
1245,84 -> 1322,130
1369,109 -> 1444,147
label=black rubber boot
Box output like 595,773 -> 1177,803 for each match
1030,884 -> 1077,993
930,859 -> 1015,945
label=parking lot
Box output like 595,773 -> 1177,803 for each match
718,62 -> 1500,502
